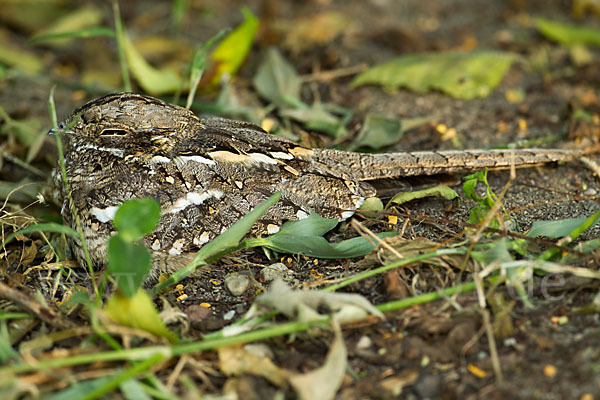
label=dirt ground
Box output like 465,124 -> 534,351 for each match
1,0 -> 600,399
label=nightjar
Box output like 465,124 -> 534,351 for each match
52,93 -> 581,275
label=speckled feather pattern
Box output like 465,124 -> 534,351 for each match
53,93 -> 581,275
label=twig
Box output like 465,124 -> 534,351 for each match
301,64 -> 368,83
481,308 -> 503,384
0,281 -> 76,330
350,219 -> 403,261
580,156 -> 600,178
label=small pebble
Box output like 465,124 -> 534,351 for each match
261,262 -> 292,282
356,335 -> 373,350
584,188 -> 597,196
414,373 -> 441,399
244,343 -> 274,359
225,273 -> 250,296
185,304 -> 212,323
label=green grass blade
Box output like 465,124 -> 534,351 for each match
113,1 -> 131,92
2,222 -> 79,246
29,27 -> 115,44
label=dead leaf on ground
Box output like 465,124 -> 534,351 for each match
289,324 -> 348,400
218,344 -> 290,386
357,237 -> 467,271
281,12 -> 354,55
254,278 -> 384,323
351,51 -> 516,99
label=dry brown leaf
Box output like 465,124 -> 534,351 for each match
218,344 -> 290,386
282,12 -> 354,55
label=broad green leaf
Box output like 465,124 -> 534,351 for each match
536,17 -> 600,47
573,239 -> 600,254
0,321 -> 20,363
390,185 -> 459,206
120,378 -> 152,400
30,7 -> 105,46
351,51 -> 516,99
472,239 -> 513,263
539,210 -> 600,261
209,7 -> 259,85
60,289 -> 93,310
462,168 -> 504,226
113,198 -> 161,241
277,213 -> 338,236
122,31 -> 180,94
527,217 -> 590,238
352,114 -> 403,149
3,222 -> 79,247
44,376 -> 115,400
257,212 -> 396,258
107,236 -> 151,297
281,106 -> 346,138
105,290 -> 177,342
253,47 -> 302,108
358,197 -> 384,218
260,232 -> 397,258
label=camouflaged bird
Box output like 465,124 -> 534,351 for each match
53,93 -> 581,275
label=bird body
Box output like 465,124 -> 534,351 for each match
53,93 -> 581,274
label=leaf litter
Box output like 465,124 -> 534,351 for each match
1,1 -> 600,399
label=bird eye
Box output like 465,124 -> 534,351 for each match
100,128 -> 129,137
58,121 -> 66,130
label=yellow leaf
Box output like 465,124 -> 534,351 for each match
122,31 -> 180,95
105,290 -> 177,343
209,7 -> 259,85
467,363 -> 487,378
32,7 -> 103,47
0,42 -> 43,74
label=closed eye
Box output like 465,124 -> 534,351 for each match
100,128 -> 129,137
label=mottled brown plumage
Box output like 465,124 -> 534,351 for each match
53,93 -> 581,275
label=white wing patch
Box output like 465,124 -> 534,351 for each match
79,144 -> 124,158
249,153 -> 278,165
176,155 -> 216,166
168,189 -> 224,213
193,231 -> 211,246
150,155 -> 171,163
296,210 -> 309,220
91,205 -> 120,223
270,151 -> 294,160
